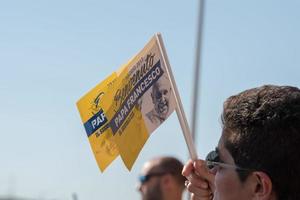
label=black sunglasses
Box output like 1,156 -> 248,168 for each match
138,172 -> 168,184
205,150 -> 251,171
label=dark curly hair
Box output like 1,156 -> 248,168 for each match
222,85 -> 300,200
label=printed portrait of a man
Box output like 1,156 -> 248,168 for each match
143,75 -> 175,133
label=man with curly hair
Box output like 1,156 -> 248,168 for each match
183,85 -> 300,200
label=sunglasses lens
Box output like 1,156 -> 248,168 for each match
139,175 -> 148,184
206,150 -> 219,162
139,172 -> 167,184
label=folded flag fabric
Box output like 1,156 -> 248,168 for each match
77,73 -> 120,172
77,33 -> 181,171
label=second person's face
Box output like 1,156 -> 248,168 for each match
213,134 -> 253,200
138,161 -> 164,200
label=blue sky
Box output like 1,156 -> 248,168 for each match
1,0 -> 300,199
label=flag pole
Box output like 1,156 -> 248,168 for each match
156,33 -> 198,160
191,0 -> 205,145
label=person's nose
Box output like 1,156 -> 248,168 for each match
136,183 -> 142,192
160,94 -> 167,102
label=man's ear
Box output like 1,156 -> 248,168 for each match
251,171 -> 274,200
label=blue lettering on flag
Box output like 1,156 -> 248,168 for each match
84,109 -> 108,137
110,60 -> 164,134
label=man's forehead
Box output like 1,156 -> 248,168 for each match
218,133 -> 225,149
153,80 -> 170,90
142,159 -> 161,174
217,132 -> 236,164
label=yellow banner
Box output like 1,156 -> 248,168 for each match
102,35 -> 176,170
77,34 -> 176,171
77,73 -> 119,172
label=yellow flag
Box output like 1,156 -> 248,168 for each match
77,73 -> 119,172
77,34 -> 177,171
102,35 -> 176,170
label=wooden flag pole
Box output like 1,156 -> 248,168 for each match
156,33 -> 198,160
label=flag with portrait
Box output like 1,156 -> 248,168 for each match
77,34 -> 178,171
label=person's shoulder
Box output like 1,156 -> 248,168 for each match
144,109 -> 161,133
146,109 -> 160,125
146,109 -> 155,122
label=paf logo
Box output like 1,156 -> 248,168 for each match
90,92 -> 104,115
84,92 -> 108,137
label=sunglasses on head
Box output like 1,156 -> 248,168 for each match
205,149 -> 251,171
138,172 -> 168,184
